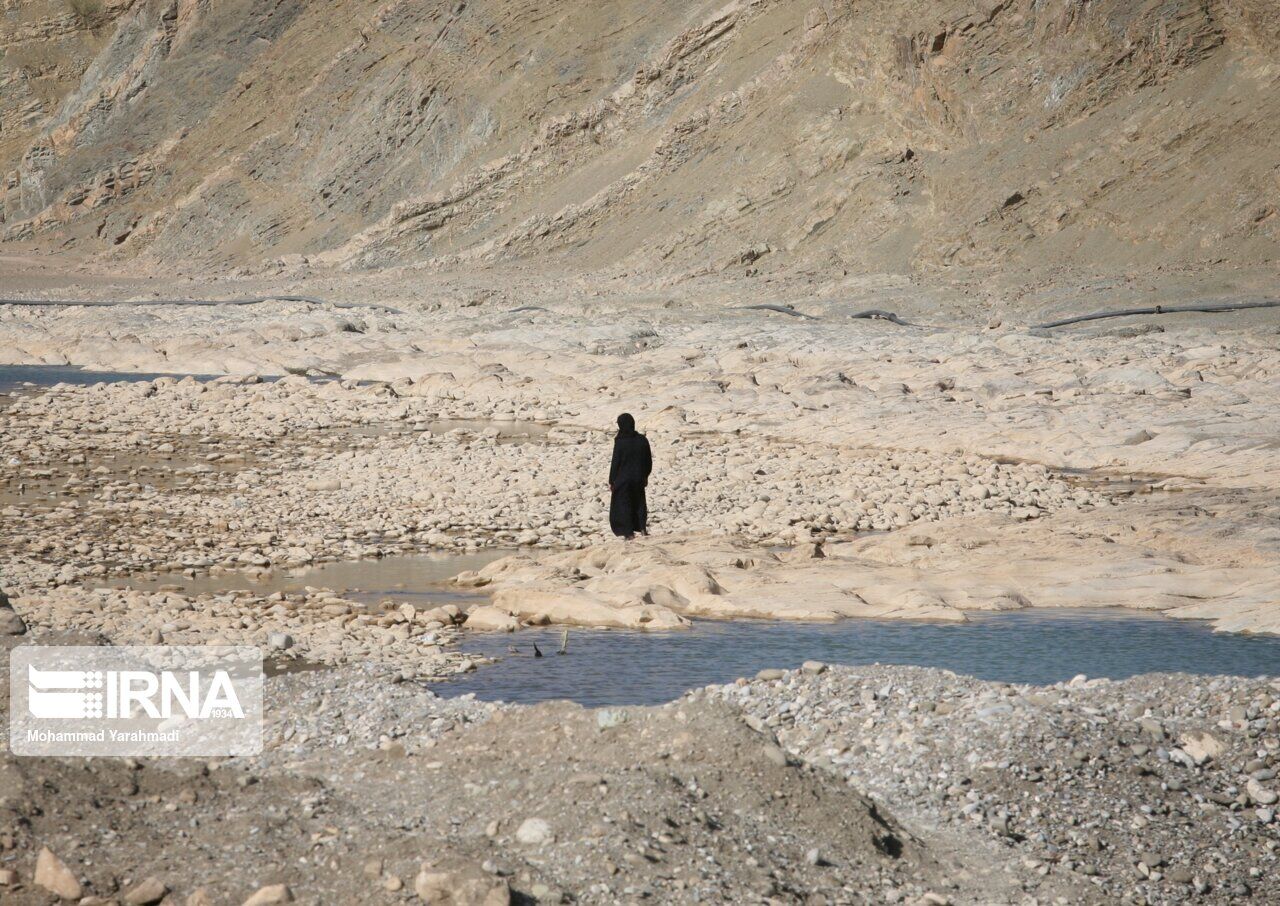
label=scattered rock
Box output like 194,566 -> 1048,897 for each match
464,606 -> 520,632
34,847 -> 81,900
515,818 -> 554,846
1179,730 -> 1223,765
761,744 -> 789,767
414,865 -> 510,905
0,590 -> 26,635
124,876 -> 169,905
1247,778 -> 1277,806
242,883 -> 293,906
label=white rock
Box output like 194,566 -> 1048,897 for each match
515,817 -> 554,845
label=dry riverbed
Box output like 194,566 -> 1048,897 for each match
1,284 -> 1278,904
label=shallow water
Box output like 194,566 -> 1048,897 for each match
444,608 -> 1280,706
108,549 -> 515,608
0,363 -> 186,393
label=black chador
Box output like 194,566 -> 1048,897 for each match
608,413 -> 651,539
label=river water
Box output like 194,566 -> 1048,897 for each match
0,363 -> 185,393
446,608 -> 1280,706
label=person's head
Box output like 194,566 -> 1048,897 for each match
616,412 -> 636,435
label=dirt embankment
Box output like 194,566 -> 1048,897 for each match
1,657 -> 1276,905
0,657 -> 1096,906
0,0 -> 1277,283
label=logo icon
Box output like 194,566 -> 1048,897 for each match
10,646 -> 262,757
27,666 -> 105,719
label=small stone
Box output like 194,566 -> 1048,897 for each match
242,883 -> 293,906
415,866 -> 510,904
268,632 -> 294,651
756,668 -> 786,682
382,874 -> 403,892
596,709 -> 628,729
801,660 -> 828,675
805,847 -> 823,866
0,868 -> 17,886
1247,778 -> 1278,805
1139,718 -> 1165,740
1138,852 -> 1164,869
124,876 -> 169,905
515,818 -> 553,845
34,847 -> 81,900
186,888 -> 215,906
1179,731 -> 1224,765
0,592 -> 26,635
761,744 -> 789,767
415,870 -> 453,900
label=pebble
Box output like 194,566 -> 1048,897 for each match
241,883 -> 293,906
515,817 -> 554,845
123,877 -> 169,905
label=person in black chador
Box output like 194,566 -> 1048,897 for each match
608,412 -> 651,540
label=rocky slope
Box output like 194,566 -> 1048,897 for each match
1,0 -> 1277,282
0,0 -> 133,173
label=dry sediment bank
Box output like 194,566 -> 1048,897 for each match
458,508 -> 1280,634
0,657 -> 1275,905
2,295 -> 1278,645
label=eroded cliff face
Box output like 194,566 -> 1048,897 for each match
0,0 -> 135,170
1,0 -> 1276,279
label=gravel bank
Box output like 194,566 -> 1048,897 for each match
709,665 -> 1280,904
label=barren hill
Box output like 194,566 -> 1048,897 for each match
2,0 -> 1277,281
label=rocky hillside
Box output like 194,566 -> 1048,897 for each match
0,0 -> 133,170
1,0 -> 1277,279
